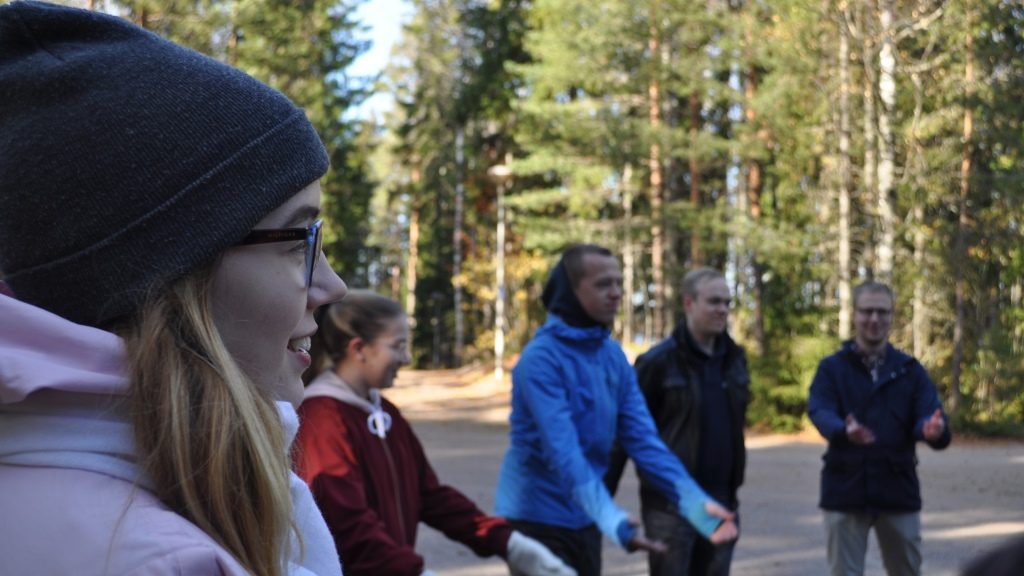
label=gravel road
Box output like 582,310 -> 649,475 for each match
382,375 -> 1024,576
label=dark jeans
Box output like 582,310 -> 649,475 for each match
508,519 -> 602,575
643,507 -> 739,576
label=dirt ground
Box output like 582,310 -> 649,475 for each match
383,369 -> 1024,576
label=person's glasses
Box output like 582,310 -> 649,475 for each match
239,219 -> 323,287
856,307 -> 891,318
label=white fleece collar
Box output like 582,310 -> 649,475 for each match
304,370 -> 392,439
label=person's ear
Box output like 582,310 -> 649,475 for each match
346,337 -> 366,361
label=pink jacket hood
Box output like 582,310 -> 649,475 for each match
0,293 -> 127,404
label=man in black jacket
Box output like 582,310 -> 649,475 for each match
606,267 -> 750,576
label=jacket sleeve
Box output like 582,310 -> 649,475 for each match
807,358 -> 848,445
295,402 -> 424,576
414,428 -> 513,559
613,352 -> 721,538
514,346 -> 633,547
910,361 -> 952,450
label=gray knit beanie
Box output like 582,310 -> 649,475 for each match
0,1 -> 329,328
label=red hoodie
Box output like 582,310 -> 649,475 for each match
295,371 -> 512,576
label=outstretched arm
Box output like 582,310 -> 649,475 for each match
615,360 -> 734,542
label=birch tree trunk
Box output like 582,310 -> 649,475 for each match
838,3 -> 853,340
622,164 -> 635,346
860,1 -> 877,274
876,0 -> 896,283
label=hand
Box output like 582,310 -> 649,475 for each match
506,531 -> 577,576
704,501 -> 738,545
625,516 -> 667,554
923,408 -> 946,441
845,414 -> 876,445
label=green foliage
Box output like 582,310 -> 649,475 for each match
747,335 -> 838,433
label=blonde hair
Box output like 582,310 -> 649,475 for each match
120,265 -> 295,576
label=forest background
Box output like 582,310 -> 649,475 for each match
56,0 -> 1023,435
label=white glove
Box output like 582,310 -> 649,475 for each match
506,531 -> 577,576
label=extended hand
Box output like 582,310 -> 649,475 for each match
705,501 -> 738,545
923,408 -> 946,441
845,414 -> 876,445
506,531 -> 577,576
625,517 -> 668,554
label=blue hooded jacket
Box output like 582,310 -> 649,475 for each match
495,260 -> 721,547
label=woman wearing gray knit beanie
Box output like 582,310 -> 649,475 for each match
0,2 -> 348,575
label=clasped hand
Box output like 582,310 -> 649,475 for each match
626,501 -> 738,554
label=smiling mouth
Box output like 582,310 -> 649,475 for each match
287,336 -> 312,353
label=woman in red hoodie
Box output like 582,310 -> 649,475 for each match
294,290 -> 575,576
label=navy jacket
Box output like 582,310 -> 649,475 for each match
808,341 -> 951,512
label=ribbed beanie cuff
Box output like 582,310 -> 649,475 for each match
0,1 -> 329,327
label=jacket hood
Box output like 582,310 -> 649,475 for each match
539,313 -> 610,345
0,294 -> 127,404
304,369 -> 393,438
541,259 -> 603,328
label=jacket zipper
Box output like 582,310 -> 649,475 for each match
380,437 -> 407,543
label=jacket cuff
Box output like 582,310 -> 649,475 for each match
615,519 -> 636,548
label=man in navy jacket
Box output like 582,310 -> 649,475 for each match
808,281 -> 951,576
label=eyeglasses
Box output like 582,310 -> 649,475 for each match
239,219 -> 323,287
856,307 -> 892,318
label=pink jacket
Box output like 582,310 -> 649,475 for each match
0,295 -> 341,575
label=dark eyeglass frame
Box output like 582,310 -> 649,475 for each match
239,219 -> 323,287
855,307 -> 892,318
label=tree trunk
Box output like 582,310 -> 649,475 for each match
405,169 -> 421,358
688,92 -> 702,268
913,203 -> 928,359
951,10 -> 973,413
860,1 -> 877,275
649,2 -> 666,338
744,16 -> 766,355
452,128 -> 465,366
876,0 -> 896,283
622,164 -> 635,346
838,4 -> 853,340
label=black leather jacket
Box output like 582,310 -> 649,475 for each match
605,322 -> 750,511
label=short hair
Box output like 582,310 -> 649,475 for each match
681,267 -> 725,300
562,244 -> 614,287
852,281 -> 894,308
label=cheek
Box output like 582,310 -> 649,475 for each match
209,255 -> 306,378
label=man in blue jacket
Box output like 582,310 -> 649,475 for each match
808,281 -> 951,576
495,244 -> 737,575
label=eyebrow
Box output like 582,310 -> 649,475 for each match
281,205 -> 321,228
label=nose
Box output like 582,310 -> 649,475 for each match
309,251 -> 348,309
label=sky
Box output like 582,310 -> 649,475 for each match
350,0 -> 411,119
